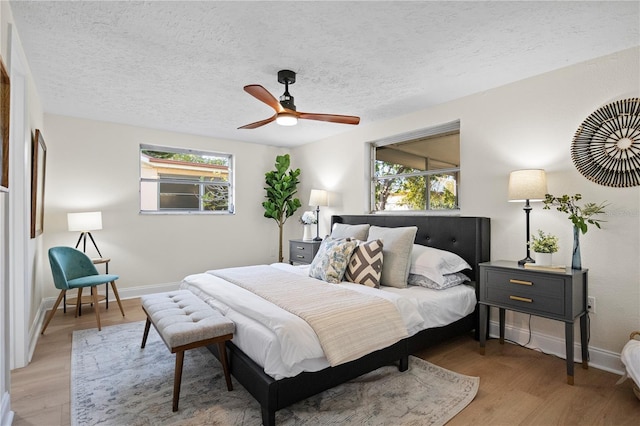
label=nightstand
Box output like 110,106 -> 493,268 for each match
289,239 -> 321,265
478,260 -> 588,385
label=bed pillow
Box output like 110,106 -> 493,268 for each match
367,225 -> 417,288
308,237 -> 358,284
330,223 -> 370,240
410,244 -> 472,285
408,271 -> 470,290
345,239 -> 384,288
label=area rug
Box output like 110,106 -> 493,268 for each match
71,321 -> 479,425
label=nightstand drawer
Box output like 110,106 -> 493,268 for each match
290,247 -> 314,263
485,283 -> 565,316
484,269 -> 565,316
289,240 -> 321,265
486,269 -> 564,299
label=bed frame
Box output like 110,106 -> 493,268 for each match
208,214 -> 490,425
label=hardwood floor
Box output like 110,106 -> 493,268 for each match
11,298 -> 147,426
11,299 -> 640,425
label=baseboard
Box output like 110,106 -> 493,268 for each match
489,319 -> 625,376
0,391 -> 14,426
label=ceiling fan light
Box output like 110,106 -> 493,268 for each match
276,113 -> 298,126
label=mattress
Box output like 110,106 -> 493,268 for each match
180,262 -> 476,379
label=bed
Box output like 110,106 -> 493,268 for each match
181,214 -> 490,425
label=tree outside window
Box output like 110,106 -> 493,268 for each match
372,124 -> 460,212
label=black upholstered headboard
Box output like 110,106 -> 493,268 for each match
331,215 -> 490,283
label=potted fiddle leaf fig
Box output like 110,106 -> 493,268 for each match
263,154 -> 302,262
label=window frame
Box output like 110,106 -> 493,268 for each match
139,144 -> 234,215
369,120 -> 461,214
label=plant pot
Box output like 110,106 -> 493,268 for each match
534,252 -> 553,266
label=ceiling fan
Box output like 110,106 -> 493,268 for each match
238,70 -> 360,129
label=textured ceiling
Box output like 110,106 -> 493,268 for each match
8,1 -> 640,148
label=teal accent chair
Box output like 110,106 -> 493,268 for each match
41,246 -> 125,334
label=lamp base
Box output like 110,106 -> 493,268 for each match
313,236 -> 323,242
518,256 -> 535,266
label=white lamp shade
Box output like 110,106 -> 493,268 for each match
508,169 -> 548,202
67,211 -> 103,232
309,189 -> 328,207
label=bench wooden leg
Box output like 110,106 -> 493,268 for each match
141,318 -> 151,349
173,350 -> 184,412
218,341 -> 233,391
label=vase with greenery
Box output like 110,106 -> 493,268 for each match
263,154 -> 302,262
529,229 -> 559,265
543,194 -> 607,269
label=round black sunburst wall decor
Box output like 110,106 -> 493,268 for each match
571,98 -> 640,187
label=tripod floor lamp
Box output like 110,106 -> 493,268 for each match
508,169 -> 547,265
67,211 -> 103,257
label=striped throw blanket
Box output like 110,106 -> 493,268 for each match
210,265 -> 408,366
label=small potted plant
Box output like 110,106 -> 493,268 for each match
529,229 -> 559,266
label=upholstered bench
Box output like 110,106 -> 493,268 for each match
140,290 -> 235,411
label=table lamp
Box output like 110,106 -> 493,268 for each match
67,211 -> 103,257
508,170 -> 547,265
308,189 -> 328,241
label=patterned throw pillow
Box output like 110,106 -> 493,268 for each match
308,237 -> 358,284
345,239 -> 384,288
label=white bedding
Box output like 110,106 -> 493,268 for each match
180,262 -> 476,379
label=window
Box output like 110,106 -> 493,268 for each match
371,121 -> 460,212
140,144 -> 233,214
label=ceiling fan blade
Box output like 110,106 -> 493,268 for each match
297,112 -> 360,125
237,114 -> 277,129
244,85 -> 284,113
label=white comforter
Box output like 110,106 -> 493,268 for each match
180,263 -> 474,379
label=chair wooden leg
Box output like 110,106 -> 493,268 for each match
110,281 -> 125,316
218,341 -> 233,391
75,288 -> 83,318
41,290 -> 66,335
141,318 -> 151,349
91,286 -> 101,331
173,351 -> 185,412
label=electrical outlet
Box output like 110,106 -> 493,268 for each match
587,296 -> 596,314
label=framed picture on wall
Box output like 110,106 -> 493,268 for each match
30,129 -> 47,238
0,57 -> 10,191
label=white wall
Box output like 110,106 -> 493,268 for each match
42,115 -> 295,297
1,1 -> 46,421
292,47 -> 640,362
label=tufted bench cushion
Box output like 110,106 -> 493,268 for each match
141,290 -> 234,348
140,290 -> 235,412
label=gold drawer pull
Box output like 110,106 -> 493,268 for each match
295,246 -> 305,250
510,295 -> 533,303
509,279 -> 532,286
296,255 -> 305,258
